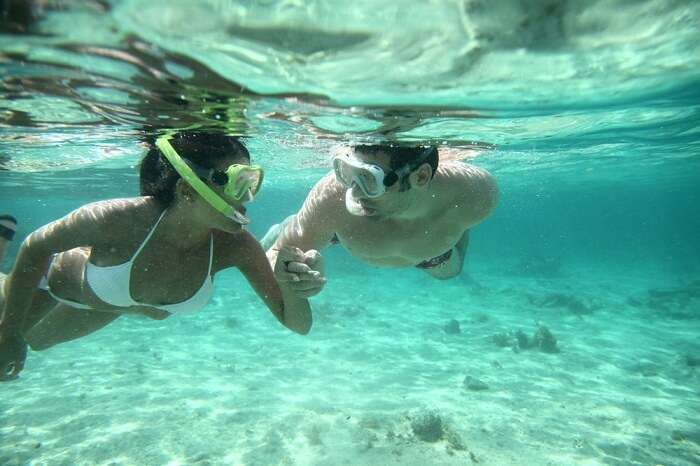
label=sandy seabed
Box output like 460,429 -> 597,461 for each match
1,264 -> 699,466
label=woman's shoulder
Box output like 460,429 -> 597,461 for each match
74,196 -> 161,223
213,228 -> 258,252
26,197 -> 162,252
212,228 -> 264,271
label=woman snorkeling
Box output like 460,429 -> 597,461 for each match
0,131 -> 311,381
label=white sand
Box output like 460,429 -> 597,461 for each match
1,264 -> 699,466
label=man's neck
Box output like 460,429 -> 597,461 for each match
386,187 -> 437,223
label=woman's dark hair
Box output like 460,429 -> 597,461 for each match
354,144 -> 439,191
139,131 -> 249,205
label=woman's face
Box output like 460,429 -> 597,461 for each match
199,153 -> 254,232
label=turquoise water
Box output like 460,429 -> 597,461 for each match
1,1 -> 699,465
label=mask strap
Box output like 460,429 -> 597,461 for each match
390,146 -> 434,183
155,134 -> 236,220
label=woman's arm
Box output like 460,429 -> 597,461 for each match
1,201 -> 117,333
227,230 -> 311,335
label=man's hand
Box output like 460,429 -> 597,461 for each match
274,246 -> 326,298
0,326 -> 28,381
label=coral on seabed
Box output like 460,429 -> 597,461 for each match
532,325 -> 559,353
491,325 -> 560,353
443,319 -> 461,335
409,411 -> 444,443
463,375 -> 489,391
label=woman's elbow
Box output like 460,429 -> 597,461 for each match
291,321 -> 312,335
281,310 -> 312,335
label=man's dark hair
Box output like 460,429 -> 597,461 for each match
354,144 -> 439,191
139,131 -> 249,205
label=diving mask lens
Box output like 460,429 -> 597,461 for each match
223,165 -> 264,201
332,157 -> 353,186
355,170 -> 380,196
332,156 -> 384,198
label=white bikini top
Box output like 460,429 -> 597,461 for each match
86,211 -> 214,314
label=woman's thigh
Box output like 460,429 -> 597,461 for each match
1,272 -> 64,332
24,304 -> 120,351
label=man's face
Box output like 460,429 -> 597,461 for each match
347,149 -> 409,218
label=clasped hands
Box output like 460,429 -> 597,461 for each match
274,247 -> 326,298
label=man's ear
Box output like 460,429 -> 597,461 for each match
410,163 -> 433,188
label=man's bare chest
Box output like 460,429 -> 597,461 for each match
335,217 -> 464,266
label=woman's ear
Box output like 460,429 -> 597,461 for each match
175,178 -> 195,202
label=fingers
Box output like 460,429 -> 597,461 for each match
276,269 -> 323,282
286,261 -> 311,274
304,250 -> 325,273
274,247 -> 326,298
296,288 -> 322,299
287,263 -> 322,281
1,361 -> 19,381
0,332 -> 27,381
278,269 -> 325,296
304,249 -> 322,265
276,270 -> 302,283
290,277 -> 325,290
277,247 -> 324,269
276,246 -> 306,263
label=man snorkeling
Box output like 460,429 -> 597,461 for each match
262,144 -> 498,315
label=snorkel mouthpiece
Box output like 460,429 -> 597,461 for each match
345,188 -> 368,216
155,134 -> 251,225
229,209 -> 250,225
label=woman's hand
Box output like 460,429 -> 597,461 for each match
274,247 -> 326,298
0,326 -> 28,381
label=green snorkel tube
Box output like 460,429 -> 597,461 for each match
155,133 -> 251,225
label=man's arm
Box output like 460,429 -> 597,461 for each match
422,163 -> 497,280
266,173 -> 343,321
445,162 -> 499,229
422,230 -> 470,280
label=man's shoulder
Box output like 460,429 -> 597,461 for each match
435,160 -> 491,181
437,160 -> 494,187
432,162 -> 498,223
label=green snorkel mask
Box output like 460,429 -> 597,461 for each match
155,134 -> 264,225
